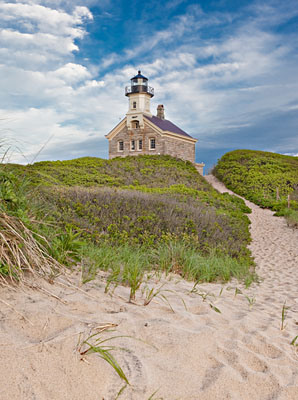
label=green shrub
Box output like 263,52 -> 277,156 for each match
214,150 -> 298,213
1,154 -> 255,284
37,185 -> 251,261
281,209 -> 298,228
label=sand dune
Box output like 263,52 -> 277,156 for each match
0,175 -> 298,399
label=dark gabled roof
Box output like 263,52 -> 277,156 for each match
131,70 -> 148,80
144,115 -> 194,139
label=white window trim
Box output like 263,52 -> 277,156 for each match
149,137 -> 156,150
118,141 -> 124,152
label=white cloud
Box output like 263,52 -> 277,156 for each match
284,153 -> 298,157
21,0 -> 109,10
0,0 -> 298,164
0,106 -> 106,163
0,2 -> 93,72
0,1 -> 101,162
136,8 -> 298,144
0,3 -> 92,34
0,28 -> 80,54
51,63 -> 91,84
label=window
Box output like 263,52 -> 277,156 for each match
118,141 -> 124,151
149,138 -> 156,150
138,139 -> 143,150
133,101 -> 137,109
131,140 -> 135,151
132,121 -> 139,128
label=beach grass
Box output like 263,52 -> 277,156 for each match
1,154 -> 256,290
213,150 -> 298,226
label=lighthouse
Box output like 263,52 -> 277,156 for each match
125,70 -> 154,129
105,71 -> 204,174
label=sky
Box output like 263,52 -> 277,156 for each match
0,0 -> 298,171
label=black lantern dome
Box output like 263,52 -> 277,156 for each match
125,70 -> 154,97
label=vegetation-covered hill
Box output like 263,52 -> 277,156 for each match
213,150 -> 298,227
1,155 -> 255,289
7,155 -> 211,189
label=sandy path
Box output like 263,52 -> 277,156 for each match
0,176 -> 297,399
205,174 -> 298,324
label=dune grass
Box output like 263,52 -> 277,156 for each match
0,168 -> 82,283
279,208 -> 298,228
37,185 -> 251,260
80,240 -> 255,301
213,150 -> 298,227
0,213 -> 61,283
1,154 -> 255,290
80,332 -> 130,385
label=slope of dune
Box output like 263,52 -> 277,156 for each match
0,175 -> 297,400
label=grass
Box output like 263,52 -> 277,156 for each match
147,389 -> 162,399
213,150 -> 298,227
245,295 -> 256,308
0,166 -> 64,283
281,301 -> 290,331
143,283 -> 167,306
0,150 -> 260,394
0,213 -> 61,283
290,335 -> 298,346
11,155 -> 210,190
36,182 -> 251,259
0,166 -> 83,283
280,208 -> 298,228
3,155 -> 252,262
80,241 -> 255,303
79,326 -> 130,385
1,154 -> 256,292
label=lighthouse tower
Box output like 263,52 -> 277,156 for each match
125,70 -> 154,129
106,71 -> 203,173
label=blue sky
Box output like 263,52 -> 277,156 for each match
0,0 -> 298,170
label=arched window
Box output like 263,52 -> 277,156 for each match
132,121 -> 139,129
133,101 -> 137,109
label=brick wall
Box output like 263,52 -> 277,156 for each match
109,124 -> 195,163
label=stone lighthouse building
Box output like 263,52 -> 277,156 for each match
105,71 -> 204,173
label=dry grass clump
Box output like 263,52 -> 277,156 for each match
0,212 -> 61,284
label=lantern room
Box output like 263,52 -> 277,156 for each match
125,71 -> 154,97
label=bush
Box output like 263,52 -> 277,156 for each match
213,150 -> 298,212
37,185 -> 251,261
1,154 -> 255,284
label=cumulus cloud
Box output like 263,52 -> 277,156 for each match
133,4 -> 298,151
0,3 -> 92,34
20,0 -> 109,10
51,63 -> 91,84
0,1 -> 100,162
0,0 -> 298,166
0,2 -> 93,70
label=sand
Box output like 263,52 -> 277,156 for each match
0,175 -> 298,399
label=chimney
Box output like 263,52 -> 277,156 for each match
157,104 -> 165,119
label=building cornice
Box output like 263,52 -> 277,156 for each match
105,118 -> 126,140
